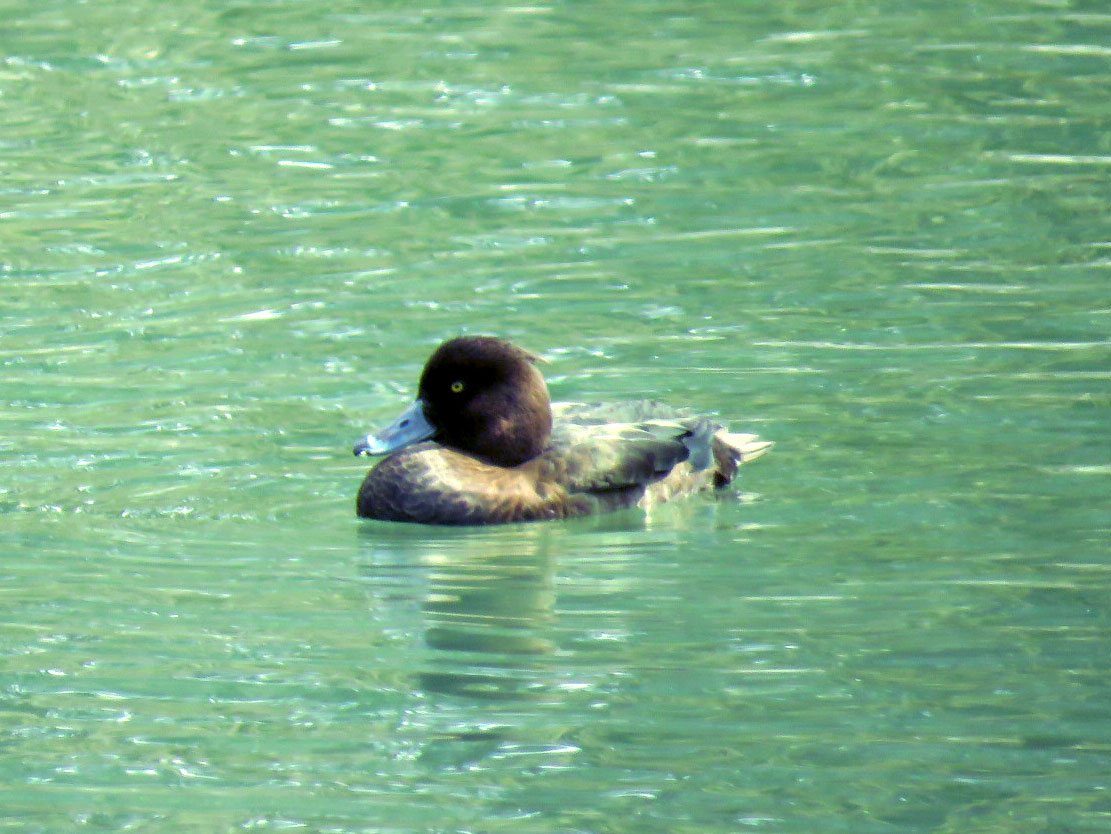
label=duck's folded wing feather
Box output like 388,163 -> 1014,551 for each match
545,418 -> 712,494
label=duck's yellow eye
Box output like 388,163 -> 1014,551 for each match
450,380 -> 465,393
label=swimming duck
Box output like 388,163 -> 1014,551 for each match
353,336 -> 770,525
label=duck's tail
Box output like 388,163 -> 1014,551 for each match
712,431 -> 773,487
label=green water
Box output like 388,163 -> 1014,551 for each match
4,1 -> 1110,831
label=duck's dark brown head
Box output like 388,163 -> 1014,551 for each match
354,336 -> 551,467
418,336 -> 551,466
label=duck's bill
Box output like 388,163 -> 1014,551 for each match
353,399 -> 435,456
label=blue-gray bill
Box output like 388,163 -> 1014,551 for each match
353,399 -> 435,457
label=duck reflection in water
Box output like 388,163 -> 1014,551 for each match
357,522 -> 572,702
419,529 -> 559,702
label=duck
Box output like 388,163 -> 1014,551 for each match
352,335 -> 771,525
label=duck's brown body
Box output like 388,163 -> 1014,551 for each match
353,338 -> 770,525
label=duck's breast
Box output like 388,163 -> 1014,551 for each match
357,444 -> 574,525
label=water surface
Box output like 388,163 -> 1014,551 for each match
3,2 -> 1110,832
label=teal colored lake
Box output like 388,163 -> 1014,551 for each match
4,2 -> 1110,832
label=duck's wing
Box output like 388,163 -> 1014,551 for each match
545,415 -> 715,495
